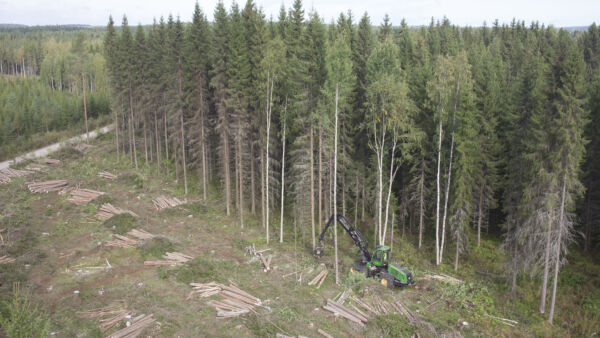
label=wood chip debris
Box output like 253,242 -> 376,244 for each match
98,171 -> 118,180
188,281 -> 262,317
308,265 -> 328,288
144,252 -> 193,266
0,255 -> 16,264
43,158 -> 61,165
0,168 -> 34,184
26,180 -> 69,193
96,203 -> 138,221
152,195 -> 184,210
68,188 -> 105,205
105,314 -> 156,338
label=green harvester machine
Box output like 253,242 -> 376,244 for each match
314,213 -> 413,288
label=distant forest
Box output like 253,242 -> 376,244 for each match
1,0 -> 599,323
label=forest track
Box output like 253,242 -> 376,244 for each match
0,124 -> 114,170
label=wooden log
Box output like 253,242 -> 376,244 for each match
99,311 -> 128,331
316,270 -> 328,289
327,299 -> 368,322
318,328 -> 334,338
105,314 -> 155,338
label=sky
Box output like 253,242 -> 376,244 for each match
0,0 -> 598,28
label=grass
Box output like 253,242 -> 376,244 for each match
0,132 -> 597,337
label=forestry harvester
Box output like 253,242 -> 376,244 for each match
314,213 -> 414,288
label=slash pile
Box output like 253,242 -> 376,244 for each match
144,252 -> 192,266
68,188 -> 105,205
152,195 -> 184,210
98,171 -> 118,180
96,203 -> 138,221
0,168 -> 34,184
188,282 -> 262,317
26,180 -> 69,193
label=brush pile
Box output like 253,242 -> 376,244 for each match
26,180 -> 69,193
98,171 -> 118,180
188,282 -> 262,317
152,195 -> 184,210
68,188 -> 105,205
74,143 -> 95,152
144,252 -> 192,266
96,203 -> 138,221
0,255 -> 16,264
0,168 -> 34,184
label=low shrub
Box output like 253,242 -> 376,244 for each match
102,214 -> 138,235
139,237 -> 174,259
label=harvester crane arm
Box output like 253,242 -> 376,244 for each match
314,213 -> 372,263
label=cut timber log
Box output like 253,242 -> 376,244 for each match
318,328 -> 334,338
126,229 -> 154,240
309,267 -> 329,287
96,203 -> 138,221
98,171 -> 118,180
79,304 -> 126,318
43,158 -> 60,165
105,314 -> 156,338
0,168 -> 34,183
323,299 -> 368,326
99,311 -> 129,331
152,195 -> 184,210
68,188 -> 105,205
189,282 -> 261,318
0,256 -> 16,264
26,180 -> 69,193
143,252 -> 192,266
104,234 -> 140,248
25,164 -> 46,172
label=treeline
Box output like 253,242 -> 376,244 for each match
105,0 -> 600,323
0,28 -> 110,159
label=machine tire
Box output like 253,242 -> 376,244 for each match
380,273 -> 395,289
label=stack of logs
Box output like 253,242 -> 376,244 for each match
0,256 -> 16,264
323,298 -> 368,327
98,171 -> 118,180
188,282 -> 262,317
0,168 -> 34,184
26,180 -> 69,193
44,158 -> 61,165
68,188 -> 105,205
96,203 -> 138,221
308,265 -> 329,288
104,230 -> 154,248
152,195 -> 184,210
79,304 -> 128,331
25,163 -> 46,172
144,252 -> 192,266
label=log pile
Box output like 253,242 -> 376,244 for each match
0,255 -> 16,264
152,195 -> 184,210
105,234 -> 140,248
68,188 -> 105,205
323,298 -> 368,326
96,203 -> 138,221
26,180 -> 69,193
188,282 -> 262,317
144,252 -> 193,266
105,314 -> 156,338
308,265 -> 328,288
98,171 -> 118,180
79,304 -> 129,331
44,158 -> 61,165
0,168 -> 34,184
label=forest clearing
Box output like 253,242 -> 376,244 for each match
1,0 -> 600,336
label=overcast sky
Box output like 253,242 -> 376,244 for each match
0,0 -> 598,27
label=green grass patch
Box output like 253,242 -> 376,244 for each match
139,237 -> 175,259
102,214 -> 138,235
369,313 -> 415,337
